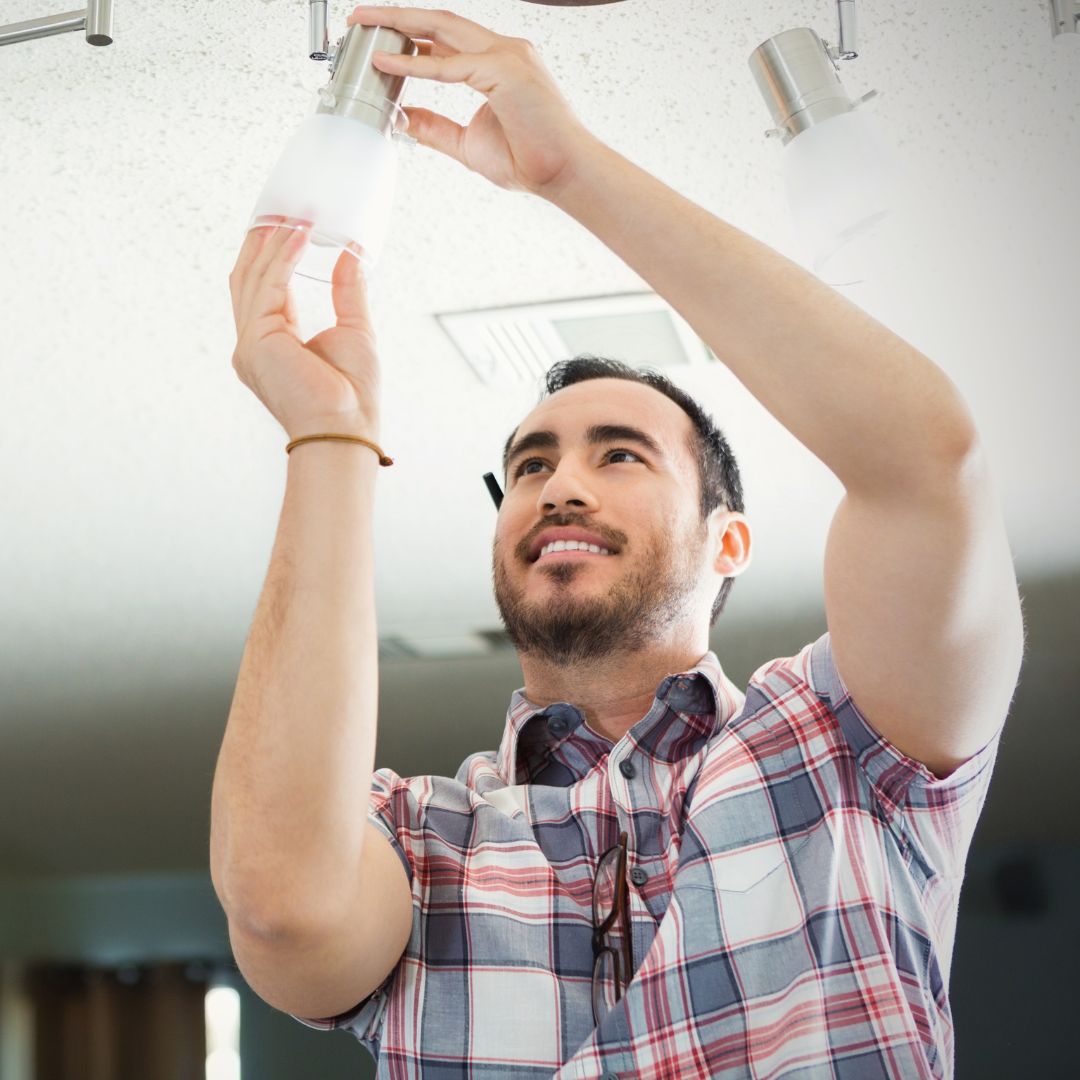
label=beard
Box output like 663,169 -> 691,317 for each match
492,519 -> 704,667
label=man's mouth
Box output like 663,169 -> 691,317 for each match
534,539 -> 616,561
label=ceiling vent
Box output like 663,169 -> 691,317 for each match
436,292 -> 717,388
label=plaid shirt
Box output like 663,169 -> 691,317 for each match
294,632 -> 1003,1078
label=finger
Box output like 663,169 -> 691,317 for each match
415,39 -> 454,60
387,39 -> 455,119
347,5 -> 502,54
257,226 -> 309,311
398,105 -> 466,164
232,221 -> 275,279
372,48 -> 507,93
229,218 -> 285,329
282,282 -> 300,332
241,227 -> 308,334
329,247 -> 372,332
237,225 -> 298,330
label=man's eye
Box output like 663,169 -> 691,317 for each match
513,448 -> 642,479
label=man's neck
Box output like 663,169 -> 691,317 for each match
517,641 -> 711,744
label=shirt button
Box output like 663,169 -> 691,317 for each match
629,867 -> 648,887
618,759 -> 636,779
547,715 -> 568,736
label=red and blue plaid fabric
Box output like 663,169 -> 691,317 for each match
294,632 -> 1003,1078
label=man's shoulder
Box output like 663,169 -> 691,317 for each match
739,632 -> 829,716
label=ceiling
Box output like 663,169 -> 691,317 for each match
0,0 -> 1077,876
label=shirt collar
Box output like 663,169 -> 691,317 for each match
494,651 -> 746,786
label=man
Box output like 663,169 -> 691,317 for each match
211,6 -> 1025,1078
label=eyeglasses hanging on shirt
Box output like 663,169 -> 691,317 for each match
592,830 -> 634,1027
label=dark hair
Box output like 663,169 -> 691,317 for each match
502,354 -> 745,625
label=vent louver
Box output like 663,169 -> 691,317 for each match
436,292 -> 716,387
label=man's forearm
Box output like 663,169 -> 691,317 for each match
545,135 -> 978,495
210,444 -> 381,936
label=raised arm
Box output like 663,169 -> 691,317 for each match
210,222 -> 412,1019
354,4 -> 1025,775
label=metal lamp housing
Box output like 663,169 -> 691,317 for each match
749,27 -> 896,284
748,27 -> 871,148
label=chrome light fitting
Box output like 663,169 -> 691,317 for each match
242,3 -> 418,283
0,0 -> 114,47
747,0 -> 1077,285
1050,0 -> 1080,38
750,1 -> 865,149
748,0 -> 892,286
309,0 -> 331,60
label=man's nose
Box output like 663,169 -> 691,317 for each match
537,459 -> 599,513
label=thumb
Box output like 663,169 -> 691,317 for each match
329,244 -> 373,332
400,106 -> 466,166
303,247 -> 378,376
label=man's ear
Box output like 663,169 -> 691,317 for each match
711,510 -> 752,577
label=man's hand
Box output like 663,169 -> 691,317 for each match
228,218 -> 383,442
347,5 -> 597,197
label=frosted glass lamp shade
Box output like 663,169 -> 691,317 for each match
781,107 -> 899,286
248,107 -> 399,283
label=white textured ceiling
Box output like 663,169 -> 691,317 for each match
1,0 -> 1078,873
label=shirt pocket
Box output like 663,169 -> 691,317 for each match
679,835 -> 811,951
710,835 -> 809,893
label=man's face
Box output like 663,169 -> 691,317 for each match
492,378 -> 715,666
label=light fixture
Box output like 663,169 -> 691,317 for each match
244,2 -> 418,284
0,0 -> 114,47
748,1 -> 899,287
749,1 -> 1077,286
1045,0 -> 1080,52
1050,0 -> 1080,42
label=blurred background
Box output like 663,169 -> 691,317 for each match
1,0 -> 1077,1077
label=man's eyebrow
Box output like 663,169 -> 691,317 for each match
503,423 -> 665,478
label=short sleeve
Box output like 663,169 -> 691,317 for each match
288,767 -> 424,1048
365,766 -> 423,889
290,967 -> 394,1054
807,630 -> 1004,881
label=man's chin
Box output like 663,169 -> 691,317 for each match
527,557 -> 610,584
502,617 -> 624,664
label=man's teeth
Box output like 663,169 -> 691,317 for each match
538,539 -> 614,558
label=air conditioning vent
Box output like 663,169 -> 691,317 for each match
436,292 -> 716,387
